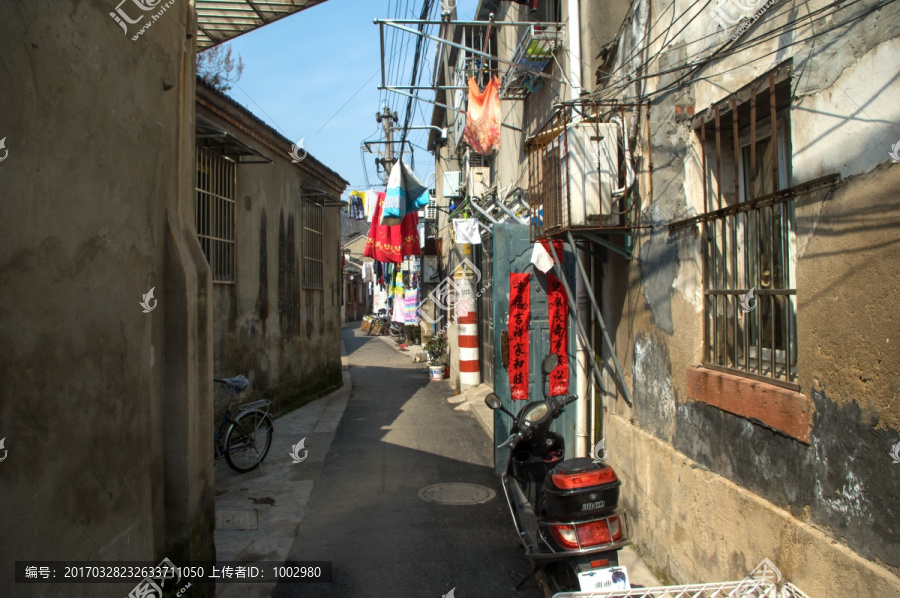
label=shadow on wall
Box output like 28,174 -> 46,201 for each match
213,365 -> 342,424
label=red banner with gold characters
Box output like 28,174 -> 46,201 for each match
508,273 -> 531,401
547,272 -> 569,396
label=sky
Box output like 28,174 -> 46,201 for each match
222,0 -> 481,197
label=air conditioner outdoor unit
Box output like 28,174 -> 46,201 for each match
468,166 -> 491,198
555,122 -> 620,226
424,190 -> 438,221
442,171 -> 462,198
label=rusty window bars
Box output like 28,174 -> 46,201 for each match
689,66 -> 802,388
195,146 -> 237,284
526,103 -> 645,243
303,199 -> 325,290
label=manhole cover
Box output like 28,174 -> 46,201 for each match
417,483 -> 496,505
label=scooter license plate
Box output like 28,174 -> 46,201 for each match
577,566 -> 630,592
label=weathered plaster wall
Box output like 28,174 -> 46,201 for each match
597,0 -> 900,590
195,106 -> 344,414
607,412 -> 900,595
0,1 -> 214,595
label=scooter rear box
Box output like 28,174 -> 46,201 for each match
541,457 -> 620,520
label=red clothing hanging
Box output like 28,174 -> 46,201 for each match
363,191 -> 420,263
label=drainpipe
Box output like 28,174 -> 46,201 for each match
567,0 -> 589,458
568,0 -> 583,100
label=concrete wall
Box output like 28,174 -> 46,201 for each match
0,1 -> 215,595
196,87 -> 346,417
596,0 -> 900,591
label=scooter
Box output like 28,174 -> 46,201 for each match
484,353 -> 631,596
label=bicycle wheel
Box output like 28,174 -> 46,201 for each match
224,410 -> 273,472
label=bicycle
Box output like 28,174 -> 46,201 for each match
213,375 -> 274,473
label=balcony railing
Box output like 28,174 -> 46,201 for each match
526,103 -> 644,242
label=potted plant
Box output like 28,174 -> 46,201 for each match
424,334 -> 448,380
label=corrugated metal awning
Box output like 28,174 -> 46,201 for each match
196,0 -> 328,50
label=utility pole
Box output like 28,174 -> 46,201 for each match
375,103 -> 399,182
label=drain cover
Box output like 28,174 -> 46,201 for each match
418,483 -> 496,505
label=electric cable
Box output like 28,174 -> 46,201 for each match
586,0 -> 886,105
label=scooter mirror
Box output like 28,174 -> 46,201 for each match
542,353 -> 559,375
484,393 -> 502,410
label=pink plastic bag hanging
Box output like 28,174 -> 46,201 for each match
463,76 -> 501,155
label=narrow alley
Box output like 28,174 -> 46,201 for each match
273,326 -> 542,598
4,1 -> 899,597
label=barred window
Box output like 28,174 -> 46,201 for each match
195,146 -> 235,283
303,199 -> 324,290
696,68 -> 797,387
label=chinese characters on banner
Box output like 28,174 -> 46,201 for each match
508,273 -> 531,400
547,273 -> 569,396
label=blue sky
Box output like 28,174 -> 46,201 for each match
223,0 -> 480,196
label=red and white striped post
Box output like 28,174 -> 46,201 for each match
455,245 -> 480,389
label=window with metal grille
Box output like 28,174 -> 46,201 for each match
696,67 -> 797,387
195,146 -> 236,283
303,199 -> 324,290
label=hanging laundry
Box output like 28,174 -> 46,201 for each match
365,189 -> 379,222
453,218 -> 482,245
392,296 -> 405,323
349,191 -> 366,220
364,191 -> 421,263
508,273 -> 531,401
391,271 -> 404,296
381,160 -> 431,225
463,76 -> 501,155
547,272 -> 569,396
403,290 -> 419,324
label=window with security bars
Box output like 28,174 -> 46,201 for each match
303,199 -> 324,290
195,146 -> 236,283
697,68 -> 797,387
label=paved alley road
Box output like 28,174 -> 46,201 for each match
273,327 -> 542,598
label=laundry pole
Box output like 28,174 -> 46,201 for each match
455,244 -> 481,390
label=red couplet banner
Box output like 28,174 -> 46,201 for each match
547,273 -> 569,396
508,273 -> 531,401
